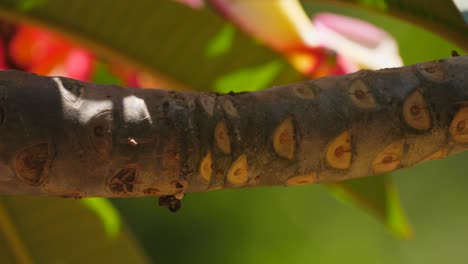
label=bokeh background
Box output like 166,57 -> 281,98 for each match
0,1 -> 467,263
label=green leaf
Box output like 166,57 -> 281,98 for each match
205,24 -> 235,58
0,196 -> 148,263
0,0 -> 303,91
213,60 -> 284,93
16,0 -> 46,12
81,198 -> 122,239
327,174 -> 413,239
303,0 -> 468,51
91,61 -> 124,86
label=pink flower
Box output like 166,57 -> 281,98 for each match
9,24 -> 95,81
209,0 -> 402,76
0,41 -> 6,70
312,13 -> 402,70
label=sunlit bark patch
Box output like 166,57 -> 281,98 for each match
53,77 -> 83,104
215,119 -> 231,154
292,83 -> 315,99
402,90 -> 431,130
199,151 -> 212,184
326,131 -> 351,169
88,111 -> 113,160
449,106 -> 468,143
349,79 -> 377,109
273,117 -> 295,160
286,172 -> 316,186
227,154 -> 248,186
15,143 -> 50,186
418,61 -> 446,81
108,166 -> 137,195
372,140 -> 404,174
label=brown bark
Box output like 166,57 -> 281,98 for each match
0,56 -> 467,200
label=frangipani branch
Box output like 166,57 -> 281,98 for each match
0,56 -> 467,203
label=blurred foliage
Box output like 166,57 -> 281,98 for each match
0,1 -> 467,264
0,0 -> 303,90
329,0 -> 468,50
327,174 -> 412,239
81,198 -> 122,239
0,196 -> 148,263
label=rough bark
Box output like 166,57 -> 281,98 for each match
0,56 -> 468,200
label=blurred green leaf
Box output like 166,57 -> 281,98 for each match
0,0 -> 303,91
303,0 -> 468,51
91,61 -> 124,86
81,198 -> 122,239
358,0 -> 388,9
0,196 -> 148,263
327,174 -> 413,239
16,0 -> 46,12
214,60 -> 283,93
205,24 -> 235,58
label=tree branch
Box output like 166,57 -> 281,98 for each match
1,56 -> 467,199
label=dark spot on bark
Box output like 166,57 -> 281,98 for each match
354,89 -> 366,100
234,168 -> 243,176
382,156 -> 394,164
410,105 -> 421,116
108,167 -> 137,195
15,143 -> 49,186
175,181 -> 184,189
334,146 -> 344,158
94,126 -> 104,137
457,120 -> 466,132
158,195 -> 182,213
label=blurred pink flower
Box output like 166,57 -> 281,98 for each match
208,0 -> 402,76
0,41 -> 6,69
8,24 -> 95,81
312,13 -> 402,70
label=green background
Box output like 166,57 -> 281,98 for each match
0,1 -> 467,263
